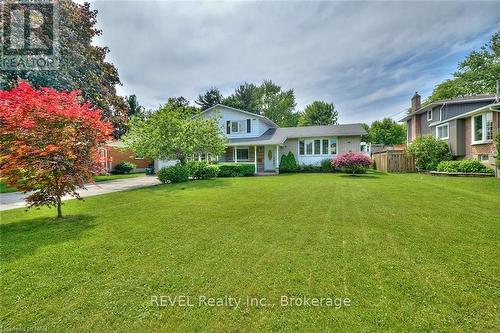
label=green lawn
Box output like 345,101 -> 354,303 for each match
0,173 -> 145,193
1,173 -> 498,331
0,182 -> 17,193
93,172 -> 145,182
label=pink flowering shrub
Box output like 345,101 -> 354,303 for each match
332,152 -> 372,174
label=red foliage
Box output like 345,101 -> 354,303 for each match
332,151 -> 372,174
0,82 -> 112,216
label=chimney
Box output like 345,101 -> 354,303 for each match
411,92 -> 421,112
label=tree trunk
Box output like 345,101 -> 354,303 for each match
56,196 -> 62,219
179,156 -> 187,166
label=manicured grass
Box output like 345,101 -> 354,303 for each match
0,182 -> 17,193
93,172 -> 145,182
0,173 -> 145,193
1,173 -> 498,331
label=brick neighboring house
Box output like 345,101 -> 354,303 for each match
100,141 -> 152,173
401,92 -> 500,169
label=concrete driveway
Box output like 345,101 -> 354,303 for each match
0,176 -> 161,211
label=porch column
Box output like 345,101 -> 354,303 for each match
254,145 -> 257,174
276,145 -> 279,169
234,147 -> 237,163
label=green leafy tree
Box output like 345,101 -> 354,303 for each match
123,104 -> 226,166
429,30 -> 500,101
406,136 -> 452,171
360,123 -> 370,142
257,80 -> 298,127
298,101 -> 338,126
0,0 -> 127,137
223,82 -> 261,114
223,81 -> 298,126
196,87 -> 223,110
368,118 -> 406,145
165,97 -> 200,118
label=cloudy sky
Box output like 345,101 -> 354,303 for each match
86,1 -> 500,123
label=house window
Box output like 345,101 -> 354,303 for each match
236,148 -> 249,160
472,113 -> 493,143
436,123 -> 449,140
299,138 -> 333,156
322,139 -> 329,155
299,140 -> 305,155
306,141 -> 313,155
427,110 -> 432,121
314,140 -> 321,155
478,154 -> 489,162
230,120 -> 246,134
330,139 -> 337,155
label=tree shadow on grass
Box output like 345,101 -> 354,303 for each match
147,178 -> 232,194
338,173 -> 383,179
0,214 -> 96,263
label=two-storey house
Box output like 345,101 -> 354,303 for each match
401,92 -> 500,168
193,104 -> 366,174
156,104 -> 366,173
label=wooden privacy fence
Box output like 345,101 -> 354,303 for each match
372,150 -> 416,173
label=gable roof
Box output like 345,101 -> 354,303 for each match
226,124 -> 366,146
400,94 -> 498,121
201,104 -> 278,127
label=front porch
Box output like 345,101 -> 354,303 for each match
218,145 -> 280,174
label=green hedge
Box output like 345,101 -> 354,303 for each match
157,165 -> 190,183
113,161 -> 136,174
436,159 -> 493,174
218,163 -> 255,177
186,161 -> 219,179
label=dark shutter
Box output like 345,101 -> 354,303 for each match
226,121 -> 231,134
247,119 -> 251,133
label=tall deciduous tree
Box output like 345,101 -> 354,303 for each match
196,87 -> 223,110
0,82 -> 112,218
223,82 -> 261,114
123,103 -> 226,166
0,0 -> 127,138
367,118 -> 406,145
224,81 -> 298,126
430,30 -> 500,101
298,101 -> 338,126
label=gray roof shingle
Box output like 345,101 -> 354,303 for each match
227,124 -> 366,146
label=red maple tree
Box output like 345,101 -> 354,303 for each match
0,82 -> 112,218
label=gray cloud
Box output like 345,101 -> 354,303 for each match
87,0 -> 500,123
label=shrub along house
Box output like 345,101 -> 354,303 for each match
401,93 -> 500,169
177,104 -> 366,174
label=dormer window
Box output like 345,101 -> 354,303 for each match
427,110 -> 432,121
226,119 -> 251,134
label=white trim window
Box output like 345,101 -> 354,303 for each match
298,138 -> 333,156
427,110 -> 432,121
472,112 -> 493,143
436,123 -> 449,140
230,120 -> 246,134
236,147 -> 249,161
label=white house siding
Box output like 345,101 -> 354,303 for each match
282,136 -> 363,166
338,136 -> 362,153
203,107 -> 271,139
154,159 -> 177,170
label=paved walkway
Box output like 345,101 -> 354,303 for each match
0,176 -> 161,211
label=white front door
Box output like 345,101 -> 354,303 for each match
264,145 -> 275,171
